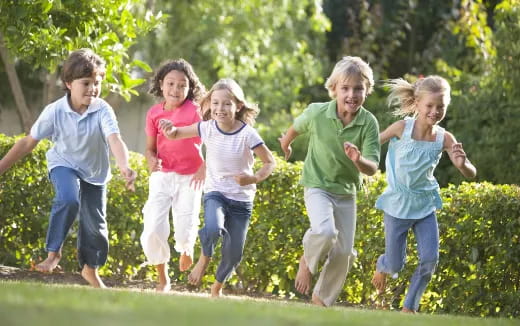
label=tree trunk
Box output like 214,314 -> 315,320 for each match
0,32 -> 34,133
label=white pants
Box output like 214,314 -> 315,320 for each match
140,171 -> 202,265
303,188 -> 357,306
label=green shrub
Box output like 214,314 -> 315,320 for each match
1,133 -> 518,318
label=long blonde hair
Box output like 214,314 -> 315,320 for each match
199,78 -> 259,126
385,75 -> 451,117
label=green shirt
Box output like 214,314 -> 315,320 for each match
294,100 -> 380,195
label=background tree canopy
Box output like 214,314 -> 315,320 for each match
0,0 -> 518,186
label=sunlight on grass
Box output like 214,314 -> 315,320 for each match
0,281 -> 516,326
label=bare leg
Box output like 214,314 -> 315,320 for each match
295,255 -> 312,295
401,307 -> 416,314
188,254 -> 210,285
371,270 -> 387,294
34,251 -> 62,273
311,293 -> 326,307
81,265 -> 106,288
179,253 -> 193,272
211,281 -> 223,298
155,263 -> 171,293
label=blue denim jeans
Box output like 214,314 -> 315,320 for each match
199,191 -> 252,283
48,167 -> 108,268
376,212 -> 439,311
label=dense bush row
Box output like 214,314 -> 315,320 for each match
0,133 -> 518,318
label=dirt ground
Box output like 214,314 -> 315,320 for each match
0,264 -> 203,294
0,264 -> 300,303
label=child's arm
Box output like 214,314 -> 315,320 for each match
144,135 -> 162,173
444,132 -> 477,179
108,133 -> 137,191
234,144 -> 276,186
0,135 -> 39,175
159,119 -> 198,140
343,142 -> 378,176
379,120 -> 405,144
278,126 -> 299,160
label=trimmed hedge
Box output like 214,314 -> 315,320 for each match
1,133 -> 518,318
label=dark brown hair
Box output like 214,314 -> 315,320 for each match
61,48 -> 106,93
149,59 -> 206,102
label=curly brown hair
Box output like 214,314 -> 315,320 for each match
148,59 -> 206,102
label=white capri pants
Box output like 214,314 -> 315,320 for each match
302,187 -> 357,306
140,171 -> 202,265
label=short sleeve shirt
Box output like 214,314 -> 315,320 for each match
198,120 -> 264,202
145,100 -> 203,174
293,100 -> 380,195
30,95 -> 120,185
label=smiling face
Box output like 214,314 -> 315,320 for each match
210,89 -> 242,128
66,73 -> 103,112
160,70 -> 190,109
334,75 -> 367,115
415,91 -> 449,126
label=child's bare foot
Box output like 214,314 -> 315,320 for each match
371,270 -> 387,294
211,281 -> 223,298
311,293 -> 326,307
188,255 -> 210,285
81,265 -> 106,288
401,307 -> 416,314
34,251 -> 62,273
179,253 -> 193,272
295,255 -> 312,295
156,263 -> 171,293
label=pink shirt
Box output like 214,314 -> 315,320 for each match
145,100 -> 203,174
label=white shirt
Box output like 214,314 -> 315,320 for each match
198,120 -> 264,202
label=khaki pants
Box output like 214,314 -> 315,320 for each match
302,187 -> 357,306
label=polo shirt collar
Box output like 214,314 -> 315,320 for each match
325,99 -> 368,126
63,95 -> 101,115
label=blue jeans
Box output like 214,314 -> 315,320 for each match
48,167 -> 108,268
376,212 -> 439,311
199,191 -> 252,283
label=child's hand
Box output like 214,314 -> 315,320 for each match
121,167 -> 137,192
159,119 -> 177,138
450,143 -> 468,168
278,133 -> 292,160
147,157 -> 162,173
234,173 -> 257,186
190,164 -> 206,190
344,142 -> 361,162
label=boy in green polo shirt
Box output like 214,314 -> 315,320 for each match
279,56 -> 380,307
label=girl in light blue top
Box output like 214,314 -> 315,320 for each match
372,75 -> 476,313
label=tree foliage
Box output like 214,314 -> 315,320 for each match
0,0 -> 165,101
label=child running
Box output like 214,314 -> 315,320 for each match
279,56 -> 380,306
140,59 -> 206,292
371,75 -> 477,313
0,49 -> 136,288
159,78 -> 276,297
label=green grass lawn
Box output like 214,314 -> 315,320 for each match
0,281 -> 517,326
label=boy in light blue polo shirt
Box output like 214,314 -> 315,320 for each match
279,56 -> 380,306
0,49 -> 136,288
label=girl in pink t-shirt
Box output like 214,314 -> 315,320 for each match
140,59 -> 206,292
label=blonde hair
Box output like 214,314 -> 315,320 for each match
385,75 -> 451,117
199,78 -> 259,126
325,56 -> 374,98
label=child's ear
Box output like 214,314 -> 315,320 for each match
65,82 -> 72,91
237,102 -> 244,111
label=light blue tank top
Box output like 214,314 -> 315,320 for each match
375,118 -> 445,219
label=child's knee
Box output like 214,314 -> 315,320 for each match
419,259 -> 438,276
